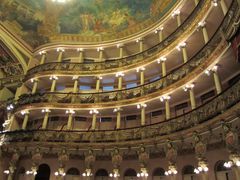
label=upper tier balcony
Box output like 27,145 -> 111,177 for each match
1,76 -> 240,146
25,0 -> 209,79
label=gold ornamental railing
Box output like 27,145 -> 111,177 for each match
14,24 -> 228,108
1,77 -> 240,144
14,0 -> 238,109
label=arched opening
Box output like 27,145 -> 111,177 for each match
182,165 -> 197,180
124,168 -> 137,180
95,169 -> 109,180
152,167 -> 166,180
65,167 -> 80,180
35,164 -> 51,180
215,160 -> 234,180
66,168 -> 80,175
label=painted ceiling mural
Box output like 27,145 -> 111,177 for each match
0,0 -> 177,48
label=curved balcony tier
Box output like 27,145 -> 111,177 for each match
25,0 -> 211,80
2,78 -> 240,148
13,27 -> 228,111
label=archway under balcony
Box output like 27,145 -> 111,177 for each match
215,160 -> 234,180
182,165 -> 197,180
152,167 -> 166,179
124,168 -> 137,180
35,164 -> 51,180
95,168 -> 109,180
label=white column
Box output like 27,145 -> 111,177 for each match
95,76 -> 102,91
31,79 -> 38,94
184,84 -> 196,110
116,72 -> 124,90
77,48 -> 84,63
220,0 -> 228,15
155,27 -> 164,42
72,76 -> 79,93
50,76 -> 58,92
165,99 -> 170,120
116,72 -> 124,100
213,71 -> 222,94
141,107 -> 145,126
118,76 -> 123,90
205,66 -> 222,95
172,10 -> 181,27
116,111 -> 121,129
90,110 -> 99,130
198,21 -> 209,44
140,71 -> 144,85
118,44 -> 124,58
177,42 -> 188,63
97,47 -> 104,62
114,108 -> 122,129
137,38 -> 144,52
137,67 -> 145,85
57,48 -> 64,62
21,110 -> 30,130
66,110 -> 75,130
160,96 -> 171,120
92,114 -> 97,130
158,57 -> 167,77
189,89 -> 196,110
42,109 -> 50,129
39,51 -> 46,65
137,104 -> 147,126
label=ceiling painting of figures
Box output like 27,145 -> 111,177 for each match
0,0 -> 177,48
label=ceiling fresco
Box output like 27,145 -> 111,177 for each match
0,0 -> 177,48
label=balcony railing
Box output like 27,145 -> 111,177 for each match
1,77 -> 240,144
13,0 -> 238,109
25,0 -> 207,79
15,24 -> 228,107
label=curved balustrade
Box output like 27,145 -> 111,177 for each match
0,75 -> 24,89
16,1 -> 238,108
15,25 -> 227,108
2,77 -> 240,145
25,0 -> 207,79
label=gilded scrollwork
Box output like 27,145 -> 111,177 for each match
1,78 -> 240,145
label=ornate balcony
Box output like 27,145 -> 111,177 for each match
1,77 -> 240,147
14,25 -> 229,109
25,0 -> 209,79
